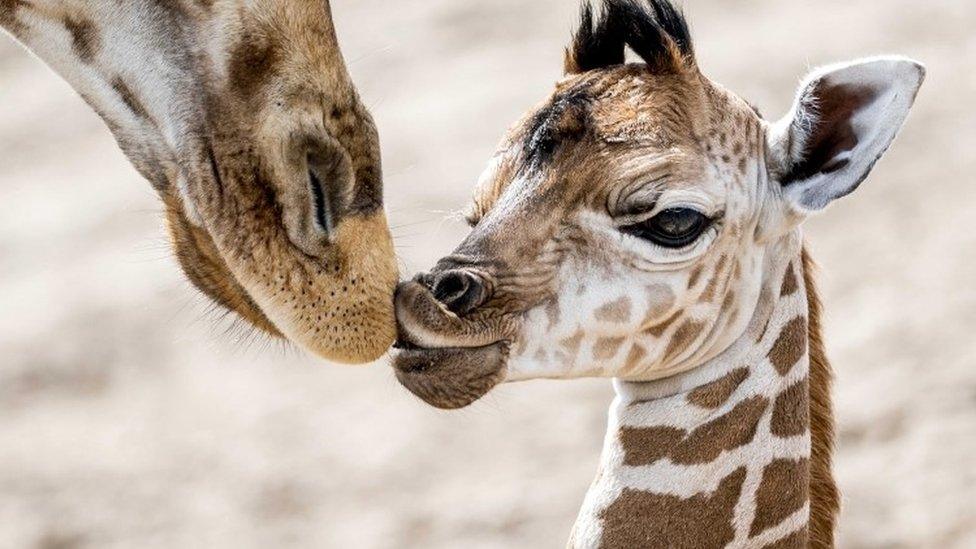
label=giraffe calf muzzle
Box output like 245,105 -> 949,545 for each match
392,278 -> 515,409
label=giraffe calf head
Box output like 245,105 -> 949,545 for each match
393,0 -> 923,409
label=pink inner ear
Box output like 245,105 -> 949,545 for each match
783,82 -> 879,185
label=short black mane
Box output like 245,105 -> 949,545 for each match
569,0 -> 694,74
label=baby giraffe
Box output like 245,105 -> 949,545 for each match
393,0 -> 923,547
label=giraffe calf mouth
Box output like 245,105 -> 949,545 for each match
392,280 -> 513,409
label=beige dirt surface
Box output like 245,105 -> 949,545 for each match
1,1 -> 974,548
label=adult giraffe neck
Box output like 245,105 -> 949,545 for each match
569,245 -> 837,549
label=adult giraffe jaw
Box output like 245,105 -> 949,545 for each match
2,0 -> 398,363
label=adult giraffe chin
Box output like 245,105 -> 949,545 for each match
1,0 -> 397,363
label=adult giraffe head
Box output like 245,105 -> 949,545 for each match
392,0 -> 923,409
2,0 -> 397,362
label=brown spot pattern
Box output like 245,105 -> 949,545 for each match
701,255 -> 729,302
111,78 -> 151,121
644,310 -> 680,337
623,344 -> 647,374
768,317 -> 807,375
64,16 -> 100,64
662,320 -> 705,362
595,296 -> 631,323
687,367 -> 749,409
545,299 -> 561,327
621,395 -> 768,465
781,263 -> 799,296
228,30 -> 280,100
771,376 -> 808,438
687,265 -> 703,288
749,458 -> 810,537
561,330 -> 584,354
598,468 -> 746,549
594,337 -> 625,360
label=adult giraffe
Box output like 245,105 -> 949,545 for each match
392,0 -> 924,546
1,0 -> 397,363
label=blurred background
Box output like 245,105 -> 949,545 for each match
1,0 -> 974,547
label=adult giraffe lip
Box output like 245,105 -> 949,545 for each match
392,280 -> 512,409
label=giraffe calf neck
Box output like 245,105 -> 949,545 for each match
570,241 -> 830,549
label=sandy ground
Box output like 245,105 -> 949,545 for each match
1,1 -> 974,547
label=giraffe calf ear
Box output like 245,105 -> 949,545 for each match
766,56 -> 925,212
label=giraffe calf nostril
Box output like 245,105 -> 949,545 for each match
431,270 -> 487,316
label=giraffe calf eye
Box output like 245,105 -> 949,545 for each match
621,208 -> 711,248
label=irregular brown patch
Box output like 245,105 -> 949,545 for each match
768,317 -> 807,375
738,156 -> 749,175
644,310 -> 680,337
620,344 -> 647,377
621,395 -> 768,466
111,78 -> 151,121
721,289 -> 737,311
781,263 -> 799,297
595,296 -> 631,323
228,28 -> 281,100
761,529 -> 809,549
561,330 -> 584,355
1,0 -> 29,34
687,367 -> 749,409
533,348 -> 548,363
687,264 -> 703,289
64,16 -> 100,64
701,255 -> 729,302
771,376 -> 808,438
750,458 -> 809,537
544,299 -> 561,328
662,320 -> 705,362
593,337 -> 625,360
598,468 -> 745,549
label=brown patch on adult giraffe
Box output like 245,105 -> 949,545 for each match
533,348 -> 548,363
228,29 -> 281,100
768,316 -> 807,375
802,247 -> 839,548
544,298 -> 560,328
593,337 -> 625,360
781,262 -> 799,296
595,296 -> 631,323
687,367 -> 749,409
598,467 -> 745,549
111,78 -> 151,121
771,376 -> 809,438
662,320 -> 705,362
1,0 -> 29,34
64,16 -> 101,64
761,529 -> 809,549
749,458 -> 810,537
621,395 -> 768,466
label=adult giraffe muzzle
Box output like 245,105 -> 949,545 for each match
2,0 -> 397,363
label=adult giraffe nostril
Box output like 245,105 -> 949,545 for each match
431,270 -> 488,316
